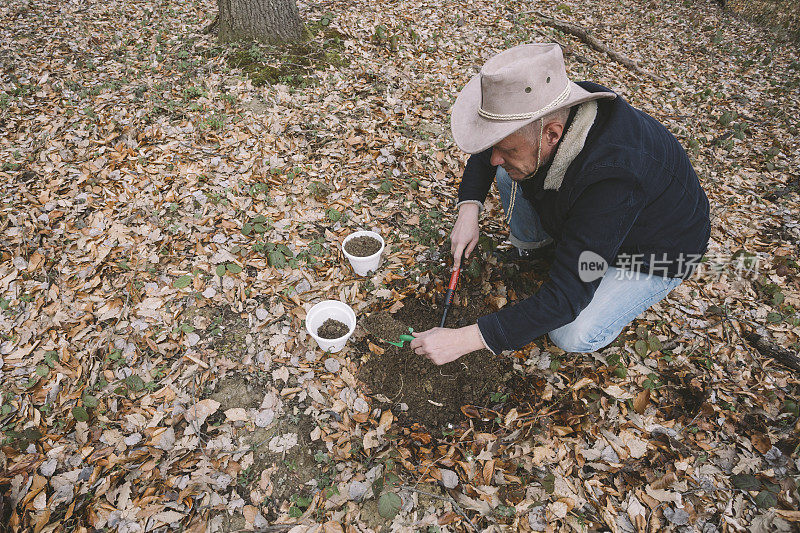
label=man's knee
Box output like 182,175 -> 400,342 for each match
548,323 -> 614,353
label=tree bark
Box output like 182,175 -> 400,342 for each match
217,0 -> 304,43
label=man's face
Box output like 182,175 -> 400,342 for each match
489,132 -> 540,181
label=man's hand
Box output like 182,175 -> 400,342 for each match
410,324 -> 486,365
450,203 -> 480,270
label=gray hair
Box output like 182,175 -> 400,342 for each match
517,107 -> 571,141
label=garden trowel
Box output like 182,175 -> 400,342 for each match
439,265 -> 461,328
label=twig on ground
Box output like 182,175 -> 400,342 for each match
184,351 -> 210,369
533,29 -> 592,64
742,329 -> 800,373
230,525 -> 294,532
400,485 -> 479,532
533,11 -> 664,82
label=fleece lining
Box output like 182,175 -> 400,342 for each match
543,101 -> 598,191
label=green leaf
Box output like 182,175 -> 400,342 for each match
125,375 -> 145,392
174,274 -> 192,289
35,365 -> 50,377
326,208 -> 341,222
378,492 -> 402,519
226,263 -> 242,274
465,258 -> 481,279
636,325 -> 648,339
253,223 -> 267,234
83,394 -> 99,409
383,472 -> 400,489
314,451 -> 329,463
291,494 -> 312,508
613,366 -> 628,378
72,406 -> 90,422
372,476 -> 384,497
288,505 -> 303,518
44,350 -> 59,367
542,471 -> 555,494
216,264 -> 227,277
379,180 -> 393,193
766,312 -> 783,323
477,235 -> 497,252
276,244 -> 294,258
241,222 -> 253,236
648,335 -> 662,352
22,427 -> 42,443
755,490 -> 777,508
181,323 -> 195,333
730,474 -> 760,491
634,339 -> 648,357
606,353 -> 621,367
253,215 -> 267,224
268,251 -> 287,268
494,504 -> 516,517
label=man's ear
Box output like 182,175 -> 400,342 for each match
544,122 -> 564,148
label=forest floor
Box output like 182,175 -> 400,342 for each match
1,0 -> 799,531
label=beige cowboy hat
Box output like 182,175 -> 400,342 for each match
451,43 -> 616,154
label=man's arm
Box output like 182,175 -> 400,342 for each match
457,148 -> 495,207
451,149 -> 496,269
477,175 -> 646,353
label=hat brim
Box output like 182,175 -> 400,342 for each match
451,77 -> 616,154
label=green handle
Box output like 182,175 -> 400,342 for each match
399,334 -> 415,342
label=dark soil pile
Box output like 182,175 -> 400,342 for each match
358,296 -> 516,430
344,235 -> 382,257
317,318 -> 350,339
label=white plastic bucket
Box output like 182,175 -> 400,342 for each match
342,230 -> 385,276
305,300 -> 356,353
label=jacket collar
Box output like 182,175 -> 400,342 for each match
543,101 -> 598,191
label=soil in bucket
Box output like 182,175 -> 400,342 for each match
317,318 -> 350,339
344,235 -> 382,257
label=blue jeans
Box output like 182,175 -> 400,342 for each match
495,168 -> 683,353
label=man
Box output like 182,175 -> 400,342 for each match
410,43 -> 710,365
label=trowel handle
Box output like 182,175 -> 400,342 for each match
439,267 -> 460,328
444,267 -> 460,307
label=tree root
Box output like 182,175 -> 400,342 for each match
204,14 -> 219,35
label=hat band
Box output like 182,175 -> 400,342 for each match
478,83 -> 571,121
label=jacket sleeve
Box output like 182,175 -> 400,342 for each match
457,148 -> 496,204
477,173 -> 646,353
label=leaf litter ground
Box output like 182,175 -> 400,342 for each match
1,0 -> 799,530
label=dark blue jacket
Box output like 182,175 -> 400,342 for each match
458,82 -> 710,354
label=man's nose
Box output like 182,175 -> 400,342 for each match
490,149 -> 503,166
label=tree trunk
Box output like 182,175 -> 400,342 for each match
217,0 -> 304,43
